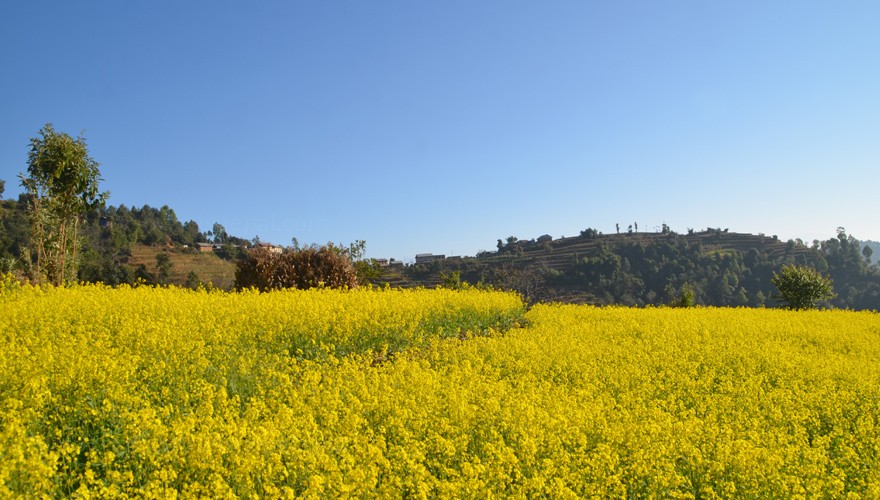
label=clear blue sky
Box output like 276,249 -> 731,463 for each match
2,1 -> 878,260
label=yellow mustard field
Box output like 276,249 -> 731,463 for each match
2,278 -> 880,498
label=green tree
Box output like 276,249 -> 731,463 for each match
771,264 -> 835,310
156,252 -> 173,285
440,270 -> 466,290
345,240 -> 381,285
185,270 -> 201,289
0,178 -> 5,198
182,220 -> 201,245
212,223 -> 228,244
752,290 -> 766,307
19,124 -> 108,284
668,283 -> 695,307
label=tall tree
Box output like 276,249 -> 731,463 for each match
863,245 -> 873,265
156,252 -> 173,285
19,124 -> 107,284
212,222 -> 228,244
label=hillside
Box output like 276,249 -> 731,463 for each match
375,229 -> 880,310
116,230 -> 877,310
125,245 -> 237,289
377,230 -> 801,285
484,230 -> 805,271
2,193 -> 877,308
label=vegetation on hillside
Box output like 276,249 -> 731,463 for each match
0,193 -> 243,285
4,178 -> 878,309
862,240 -> 879,265
386,228 -> 880,310
0,125 -> 876,305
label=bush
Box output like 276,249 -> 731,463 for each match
235,244 -> 358,291
671,284 -> 696,308
771,264 -> 835,310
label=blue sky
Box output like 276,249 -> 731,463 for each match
2,1 -> 878,260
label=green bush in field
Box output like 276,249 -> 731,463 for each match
771,264 -> 835,310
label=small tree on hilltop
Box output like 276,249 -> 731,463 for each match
771,264 -> 835,310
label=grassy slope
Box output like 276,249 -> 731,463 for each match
126,245 -> 237,289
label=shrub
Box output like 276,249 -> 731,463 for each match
771,264 -> 835,310
235,244 -> 358,291
672,284 -> 696,308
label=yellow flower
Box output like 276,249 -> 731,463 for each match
2,282 -> 879,496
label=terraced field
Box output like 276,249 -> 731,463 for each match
126,245 -> 237,289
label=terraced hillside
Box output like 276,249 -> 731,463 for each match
126,245 -> 237,289
374,230 -> 876,308
379,231 -> 803,284
490,231 -> 809,271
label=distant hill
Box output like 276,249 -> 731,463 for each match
2,192 -> 877,308
376,229 -> 880,310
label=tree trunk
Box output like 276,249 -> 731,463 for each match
30,195 -> 45,283
70,217 -> 80,283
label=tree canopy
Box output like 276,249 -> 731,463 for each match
771,264 -> 836,310
19,124 -> 107,284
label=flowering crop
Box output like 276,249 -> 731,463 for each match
2,277 -> 880,497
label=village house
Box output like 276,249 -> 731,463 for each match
415,253 -> 445,264
257,242 -> 283,254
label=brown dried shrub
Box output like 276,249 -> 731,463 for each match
234,244 -> 358,291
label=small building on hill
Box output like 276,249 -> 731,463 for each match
257,242 -> 283,254
415,253 -> 445,264
196,242 -> 214,253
